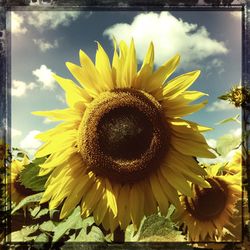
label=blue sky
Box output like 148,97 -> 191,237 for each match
10,10 -> 242,157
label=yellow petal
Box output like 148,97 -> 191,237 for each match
60,174 -> 94,219
171,136 -> 215,158
111,38 -> 119,86
149,173 -> 169,215
167,160 -> 210,188
143,54 -> 180,93
35,130 -> 77,158
105,178 -> 118,217
32,109 -> 81,122
130,183 -> 144,229
95,42 -> 114,89
81,178 -> 104,216
170,120 -> 208,144
163,70 -> 200,99
66,61 -> 100,97
117,184 -> 131,230
52,73 -> 91,107
123,39 -> 137,88
93,191 -> 108,225
164,100 -> 208,118
142,41 -> 154,69
35,122 -> 77,142
160,167 -> 193,197
157,170 -> 181,209
142,180 -> 157,216
40,148 -> 76,169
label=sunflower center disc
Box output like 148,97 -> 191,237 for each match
98,106 -> 153,160
78,88 -> 169,183
185,178 -> 228,221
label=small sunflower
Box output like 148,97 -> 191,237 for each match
33,40 -> 214,232
174,163 -> 241,241
224,150 -> 243,176
8,156 -> 35,205
219,85 -> 250,108
0,139 -> 9,168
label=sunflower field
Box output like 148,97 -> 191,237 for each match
1,40 -> 249,249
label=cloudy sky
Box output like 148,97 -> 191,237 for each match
10,10 -> 242,158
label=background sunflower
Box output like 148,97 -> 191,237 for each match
173,162 -> 242,241
7,156 -> 35,205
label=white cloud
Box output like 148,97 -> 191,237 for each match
205,58 -> 225,75
104,12 -> 228,68
206,100 -> 235,112
32,65 -> 56,90
230,127 -> 241,137
20,130 -> 42,157
11,80 -> 37,97
33,38 -> 59,52
26,11 -> 81,30
230,12 -> 241,19
56,94 -> 66,104
43,118 -> 54,124
11,128 -> 22,137
11,12 -> 27,35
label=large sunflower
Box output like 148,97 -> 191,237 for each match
173,163 -> 241,241
33,40 -> 215,232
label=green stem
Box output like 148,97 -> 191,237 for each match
113,226 -> 125,243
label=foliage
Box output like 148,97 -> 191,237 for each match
138,214 -> 185,242
7,225 -> 39,242
216,114 -> 240,125
4,87 -> 249,247
19,157 -> 49,192
11,192 -> 44,214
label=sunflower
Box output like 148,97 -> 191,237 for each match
33,40 -> 215,232
224,150 -> 243,176
0,139 -> 9,168
8,156 -> 36,205
173,163 -> 241,241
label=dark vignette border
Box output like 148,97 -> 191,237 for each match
0,0 -> 249,249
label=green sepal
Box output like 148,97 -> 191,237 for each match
218,93 -> 229,101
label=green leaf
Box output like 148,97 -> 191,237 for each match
19,157 -> 49,192
216,133 -> 241,156
35,233 -> 50,242
8,225 -> 39,242
216,114 -> 241,125
125,224 -> 141,242
12,192 -> 44,214
34,208 -> 49,219
52,206 -> 82,242
40,221 -> 57,232
30,205 -> 41,217
138,214 -> 185,242
74,226 -> 104,242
